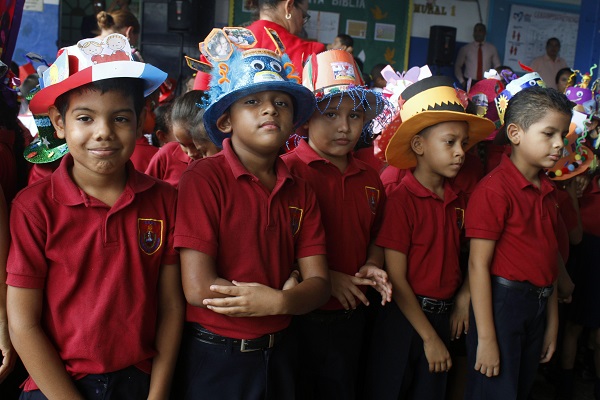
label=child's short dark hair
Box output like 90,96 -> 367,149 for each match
54,78 -> 145,119
337,34 -> 353,48
170,90 -> 210,142
504,86 -> 573,132
154,103 -> 173,133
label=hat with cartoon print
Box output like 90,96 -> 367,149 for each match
384,65 -> 495,169
29,34 -> 167,114
201,27 -> 315,147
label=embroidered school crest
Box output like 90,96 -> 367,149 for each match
365,186 -> 380,214
455,208 -> 465,230
289,207 -> 304,237
138,218 -> 163,255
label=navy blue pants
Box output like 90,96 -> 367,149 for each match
294,306 -> 366,400
364,301 -> 451,400
20,365 -> 150,400
172,324 -> 296,400
464,281 -> 548,400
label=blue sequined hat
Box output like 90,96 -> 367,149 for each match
201,27 -> 315,147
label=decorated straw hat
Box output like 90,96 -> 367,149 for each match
201,27 -> 315,147
547,110 -> 595,180
30,34 -> 167,114
385,69 -> 495,169
302,50 -> 385,122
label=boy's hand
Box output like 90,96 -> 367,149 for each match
282,270 -> 300,291
423,335 -> 452,373
574,174 -> 591,198
474,337 -> 500,377
450,289 -> 470,340
330,270 -> 376,310
355,264 -> 392,305
540,329 -> 557,363
204,282 -> 283,317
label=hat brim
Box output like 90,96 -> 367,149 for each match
385,111 -> 496,169
30,61 -> 167,114
203,81 -> 316,147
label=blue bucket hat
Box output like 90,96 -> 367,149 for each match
201,27 -> 315,147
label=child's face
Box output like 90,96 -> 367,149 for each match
557,72 -> 571,93
193,138 -> 220,158
49,88 -> 140,182
307,96 -> 365,163
509,110 -> 569,170
173,122 -> 202,160
328,37 -> 345,51
413,121 -> 469,179
218,90 -> 294,155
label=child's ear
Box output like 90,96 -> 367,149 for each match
346,46 -> 354,54
410,135 -> 424,156
48,106 -> 66,139
136,106 -> 147,138
506,123 -> 521,145
216,113 -> 233,134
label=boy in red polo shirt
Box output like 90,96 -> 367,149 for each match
364,67 -> 495,400
281,49 -> 392,400
173,28 -> 330,400
6,35 -> 184,399
465,78 -> 573,398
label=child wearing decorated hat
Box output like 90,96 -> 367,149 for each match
280,49 -> 392,400
6,34 -> 185,399
465,74 -> 573,399
145,90 -> 220,188
172,27 -> 330,399
364,67 -> 495,400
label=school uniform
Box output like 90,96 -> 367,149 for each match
365,170 -> 466,400
130,135 -> 158,172
6,153 -> 178,395
145,141 -> 190,188
173,138 -> 326,400
282,140 -> 385,400
464,154 -> 558,400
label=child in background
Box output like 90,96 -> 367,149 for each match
145,90 -> 219,187
7,35 -> 184,399
465,78 -> 573,399
173,28 -> 330,399
152,102 -> 175,147
556,67 -> 574,94
370,63 -> 387,93
282,49 -> 391,400
130,89 -> 159,171
327,33 -> 354,54
365,69 -> 495,400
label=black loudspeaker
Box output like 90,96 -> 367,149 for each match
427,26 -> 456,66
168,0 -> 192,31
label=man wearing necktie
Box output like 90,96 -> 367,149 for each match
455,23 -> 501,88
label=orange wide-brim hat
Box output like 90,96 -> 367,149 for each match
385,76 -> 495,169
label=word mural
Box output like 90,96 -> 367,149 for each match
308,0 -> 366,8
413,3 -> 456,16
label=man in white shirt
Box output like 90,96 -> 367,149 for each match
454,23 -> 501,87
530,38 -> 568,90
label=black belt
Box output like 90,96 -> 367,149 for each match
187,323 -> 283,352
492,276 -> 554,299
303,307 -> 358,324
416,296 -> 454,314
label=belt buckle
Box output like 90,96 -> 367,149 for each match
239,334 -> 275,352
538,286 -> 552,299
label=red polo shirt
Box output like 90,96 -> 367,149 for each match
282,140 -> 385,310
130,135 -> 158,172
376,170 -> 465,299
466,154 -> 559,286
579,177 -> 600,237
556,188 -> 579,261
145,141 -> 190,188
175,138 -> 326,339
7,154 -> 178,391
380,165 -> 408,195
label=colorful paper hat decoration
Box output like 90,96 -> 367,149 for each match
302,49 -> 386,123
495,71 -> 546,126
158,77 -> 177,104
23,114 -> 69,163
201,27 -> 315,147
468,69 -> 505,135
547,110 -> 594,180
29,34 -> 167,114
384,67 -> 495,169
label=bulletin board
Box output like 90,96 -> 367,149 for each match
229,0 -> 412,74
